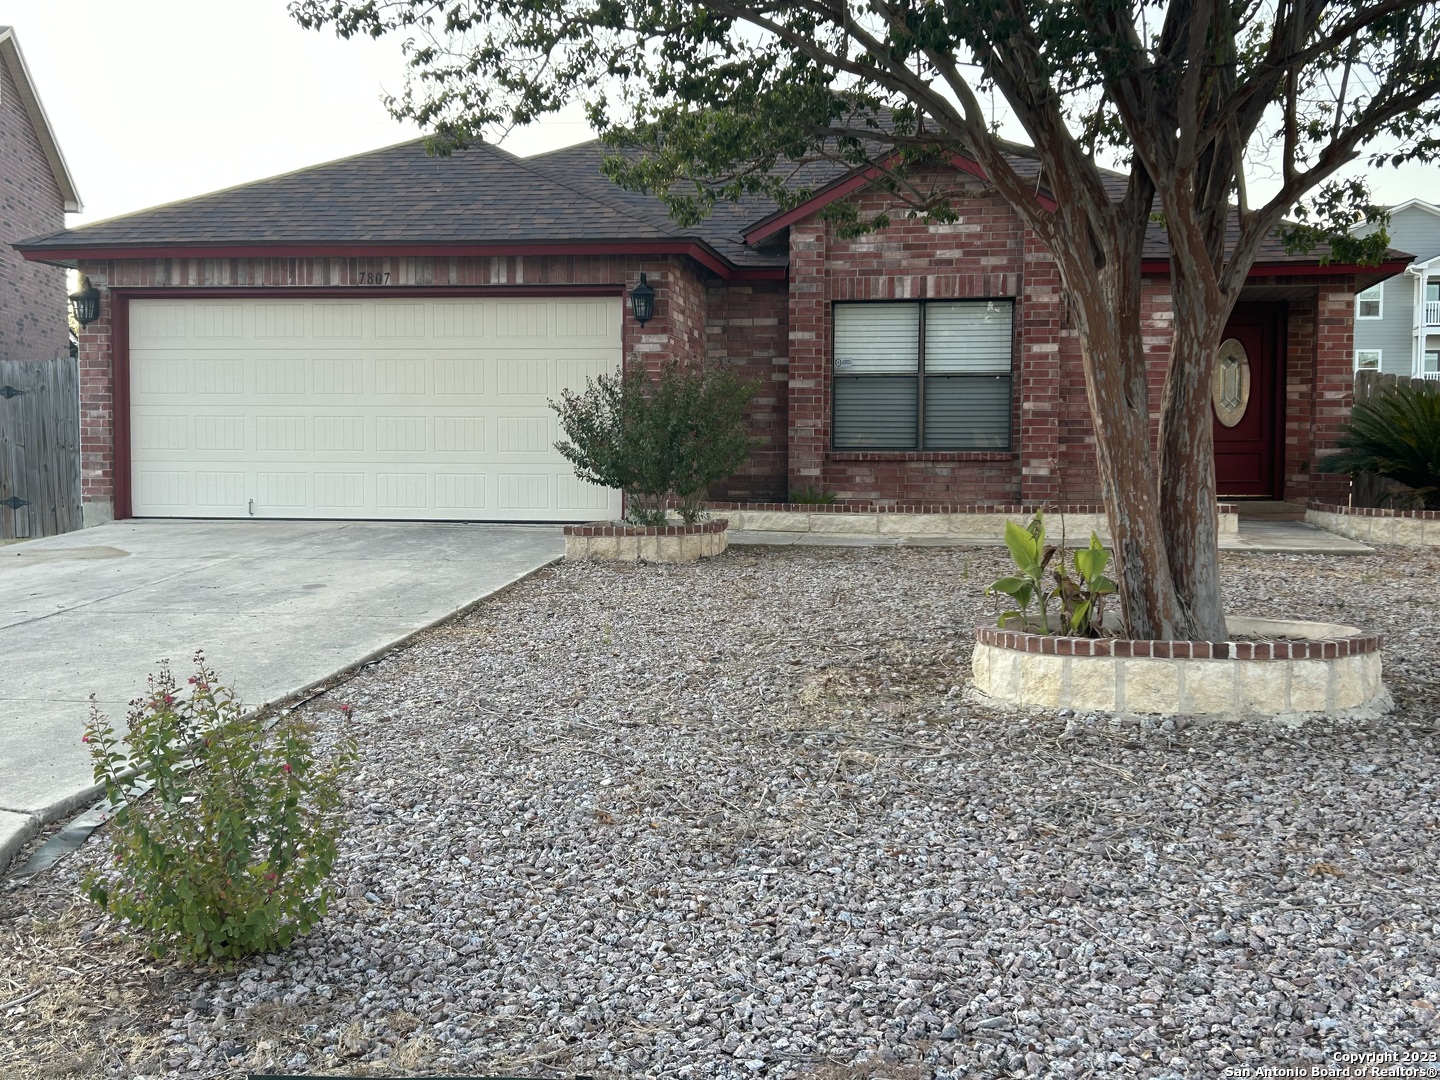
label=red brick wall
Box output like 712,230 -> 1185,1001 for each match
0,54 -> 67,361
707,280 -> 789,499
1283,299 -> 1317,500
788,180 -> 1028,502
1311,280 -> 1357,504
780,175 -> 1361,508
73,253 -> 764,517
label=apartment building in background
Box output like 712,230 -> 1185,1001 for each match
1355,198 -> 1440,377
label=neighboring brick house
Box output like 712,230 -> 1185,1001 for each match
0,27 -> 80,362
13,137 -> 1405,527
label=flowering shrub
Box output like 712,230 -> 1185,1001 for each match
82,653 -> 355,963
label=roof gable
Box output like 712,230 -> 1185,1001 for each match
1388,199 -> 1440,217
0,27 -> 81,213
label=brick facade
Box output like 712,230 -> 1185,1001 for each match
67,174 -> 1363,523
0,53 -> 67,361
707,280 -> 789,500
74,253 -> 787,519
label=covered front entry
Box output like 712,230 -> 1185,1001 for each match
1212,304 -> 1284,498
125,295 -> 622,522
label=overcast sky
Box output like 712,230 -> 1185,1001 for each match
4,0 -> 1438,230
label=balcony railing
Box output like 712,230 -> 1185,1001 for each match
1425,299 -> 1440,326
1422,371 -> 1440,380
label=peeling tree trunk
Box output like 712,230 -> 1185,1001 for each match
1158,268 -> 1231,642
1067,287 -> 1188,641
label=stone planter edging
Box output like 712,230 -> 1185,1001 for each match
708,502 -> 1239,538
1307,501 -> 1440,547
564,519 -> 728,563
970,616 -> 1387,719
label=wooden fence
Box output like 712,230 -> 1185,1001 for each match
1350,369 -> 1440,508
0,357 -> 82,539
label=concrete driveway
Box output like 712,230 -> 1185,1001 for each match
0,519 -> 563,869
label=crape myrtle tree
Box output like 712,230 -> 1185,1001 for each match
292,0 -> 1440,639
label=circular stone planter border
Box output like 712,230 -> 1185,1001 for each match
970,616 -> 1387,719
563,519 -> 728,563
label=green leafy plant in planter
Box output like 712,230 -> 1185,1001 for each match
987,512 -> 1117,636
551,361 -> 757,525
82,653 -> 355,963
1318,382 -> 1440,509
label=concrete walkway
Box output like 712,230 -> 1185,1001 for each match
731,517 -> 1374,554
0,520 -> 564,870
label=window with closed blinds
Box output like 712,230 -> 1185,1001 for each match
832,301 -> 1013,450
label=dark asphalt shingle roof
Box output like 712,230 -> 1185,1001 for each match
15,134 -> 1399,272
15,137 -> 797,268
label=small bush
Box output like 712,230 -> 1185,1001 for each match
788,484 -> 838,505
551,361 -> 757,525
82,653 -> 355,963
1319,383 -> 1440,509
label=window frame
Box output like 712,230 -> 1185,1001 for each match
1424,350 -> 1440,374
1355,348 -> 1382,371
830,299 -> 1014,452
1356,283 -> 1383,319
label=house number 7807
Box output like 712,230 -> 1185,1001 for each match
354,272 -> 391,285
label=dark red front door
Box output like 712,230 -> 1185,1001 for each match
1213,305 -> 1281,497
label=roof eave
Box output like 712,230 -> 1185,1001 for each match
13,238 -> 788,281
1140,257 -> 1414,280
0,30 -> 82,213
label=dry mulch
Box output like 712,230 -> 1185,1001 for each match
2,543 -> 1438,1080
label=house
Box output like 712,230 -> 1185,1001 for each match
1353,199 -> 1440,377
0,26 -> 81,362
12,138 -> 1405,527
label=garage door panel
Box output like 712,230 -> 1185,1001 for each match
435,473 -> 486,511
312,360 -> 364,396
258,473 -> 311,508
192,360 -> 245,396
433,303 -> 486,338
433,358 -> 485,396
376,473 -> 429,509
433,416 -> 485,453
557,474 -> 613,512
195,472 -> 247,509
313,474 -> 367,509
255,303 -> 307,340
135,470 -> 192,510
313,304 -> 364,339
255,359 -> 309,396
129,297 -> 621,521
498,473 -> 553,510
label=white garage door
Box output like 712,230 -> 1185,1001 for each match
128,297 -> 622,521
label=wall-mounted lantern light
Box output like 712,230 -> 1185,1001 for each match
629,272 -> 655,326
69,279 -> 101,327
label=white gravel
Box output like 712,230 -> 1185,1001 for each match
5,544 -> 1440,1079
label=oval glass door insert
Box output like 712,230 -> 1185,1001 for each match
1212,338 -> 1251,428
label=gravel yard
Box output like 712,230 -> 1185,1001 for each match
3,543 -> 1440,1080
